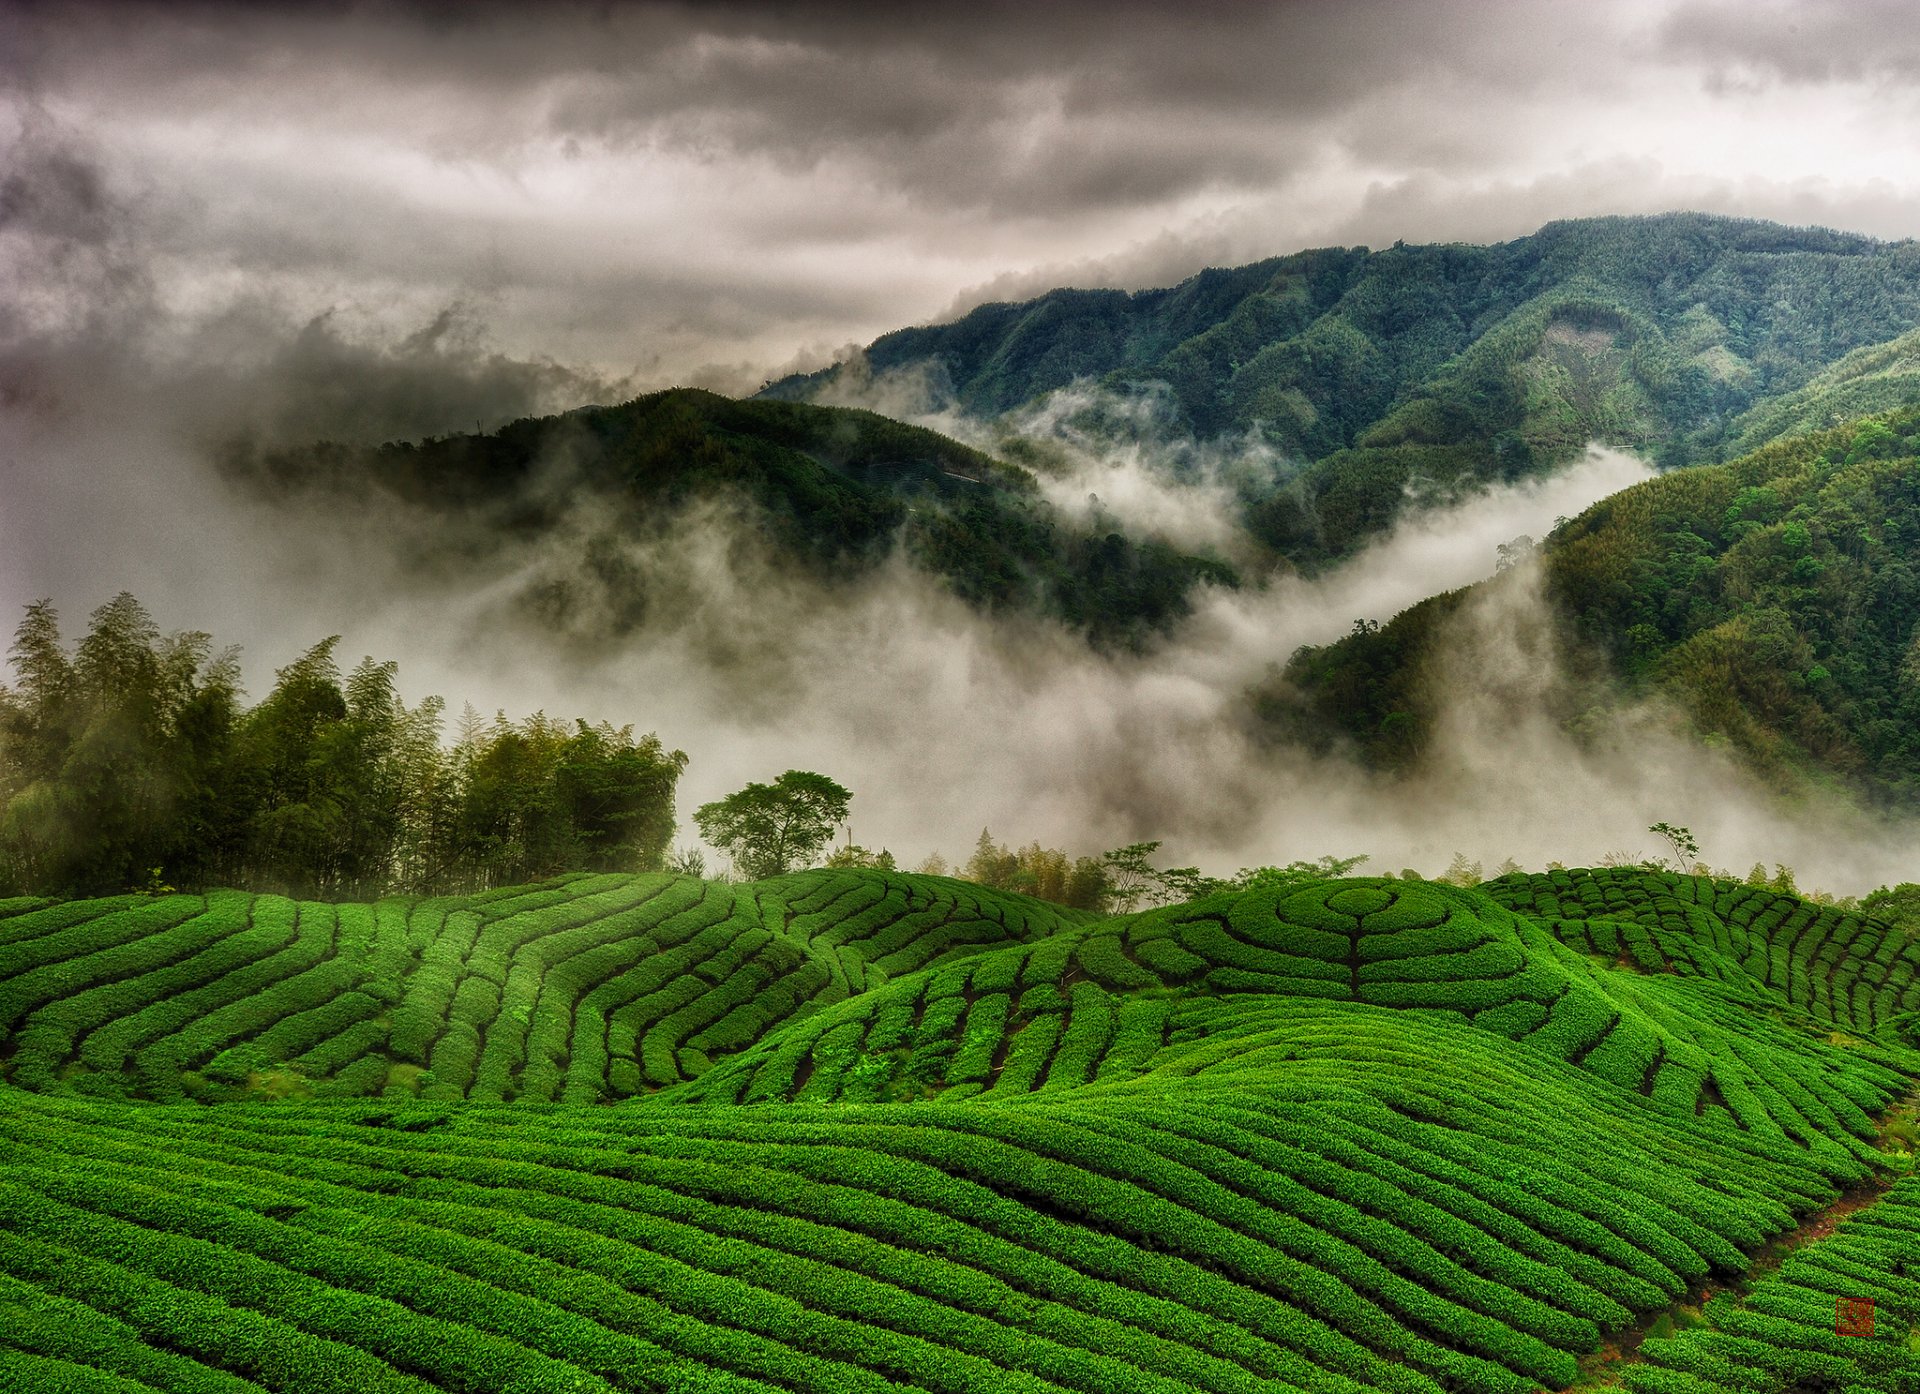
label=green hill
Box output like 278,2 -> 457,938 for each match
225,386 -> 1235,648
1724,328 -> 1920,456
1276,406 -> 1920,807
767,214 -> 1920,564
2,866 -> 1918,1392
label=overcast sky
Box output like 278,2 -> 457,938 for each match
8,0 -> 1920,881
6,0 -> 1920,400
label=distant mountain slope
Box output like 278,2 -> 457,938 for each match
226,387 -> 1235,647
768,214 -> 1920,563
1276,406 -> 1920,807
1724,325 -> 1920,455
1,866 -> 1916,1392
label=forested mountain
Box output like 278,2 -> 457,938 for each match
1723,326 -> 1920,455
226,219 -> 1920,664
767,214 -> 1920,563
1276,407 -> 1920,807
229,387 -> 1234,646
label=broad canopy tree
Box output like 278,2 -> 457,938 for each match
694,770 -> 851,880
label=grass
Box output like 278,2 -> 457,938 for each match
0,866 -> 1917,1391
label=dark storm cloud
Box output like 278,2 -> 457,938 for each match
0,0 -> 1912,420
1658,0 -> 1920,85
5,0 -> 1920,427
0,122 -> 155,408
0,137 -> 113,245
531,3 -> 1381,214
0,118 -> 632,442
3,0 -> 1589,220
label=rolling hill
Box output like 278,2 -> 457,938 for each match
766,214 -> 1920,564
2,865 -> 1918,1392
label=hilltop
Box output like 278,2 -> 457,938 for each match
2,865 -> 1918,1391
223,386 -> 1235,649
767,213 -> 1920,565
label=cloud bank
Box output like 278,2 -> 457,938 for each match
230,435 -> 1914,896
4,0 -> 1919,404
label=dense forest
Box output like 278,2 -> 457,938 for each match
768,213 -> 1920,565
227,387 -> 1236,650
0,595 -> 685,898
1277,407 -> 1920,808
218,219 -> 1920,671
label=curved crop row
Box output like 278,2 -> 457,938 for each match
1,865 -> 1917,1392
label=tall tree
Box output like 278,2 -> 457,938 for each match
695,770 -> 851,880
0,595 -> 245,894
0,595 -> 684,898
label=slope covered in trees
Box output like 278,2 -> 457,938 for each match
767,214 -> 1920,564
1277,407 -> 1920,808
1,865 -> 1917,1392
226,387 -> 1236,648
0,594 -> 686,900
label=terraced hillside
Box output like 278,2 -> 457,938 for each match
1,868 -> 1917,1393
0,873 -> 1080,1105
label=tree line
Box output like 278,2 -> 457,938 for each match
912,829 -> 1367,916
19,599 -> 1900,933
0,594 -> 684,899
1,595 -> 1353,909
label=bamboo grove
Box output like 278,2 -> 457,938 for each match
0,595 -> 686,900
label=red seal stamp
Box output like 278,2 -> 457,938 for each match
1836,1297 -> 1874,1337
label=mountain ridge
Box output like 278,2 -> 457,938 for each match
223,385 -> 1238,648
766,212 -> 1920,563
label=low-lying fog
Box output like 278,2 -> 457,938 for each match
8,344 -> 1916,896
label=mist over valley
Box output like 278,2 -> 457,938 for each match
6,7 -> 1920,1393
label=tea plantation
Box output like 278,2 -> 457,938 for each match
1,868 -> 1917,1393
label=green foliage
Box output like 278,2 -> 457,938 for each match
1864,882 -> 1920,938
694,770 -> 852,880
1621,1176 -> 1920,1393
664,844 -> 707,877
1085,842 -> 1370,911
1099,839 -> 1164,912
772,213 -> 1920,566
0,596 -> 685,898
1724,326 -> 1920,456
822,842 -> 896,871
3,864 -> 1920,1393
958,828 -> 1109,910
1648,822 -> 1702,872
1278,404 -> 1920,807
